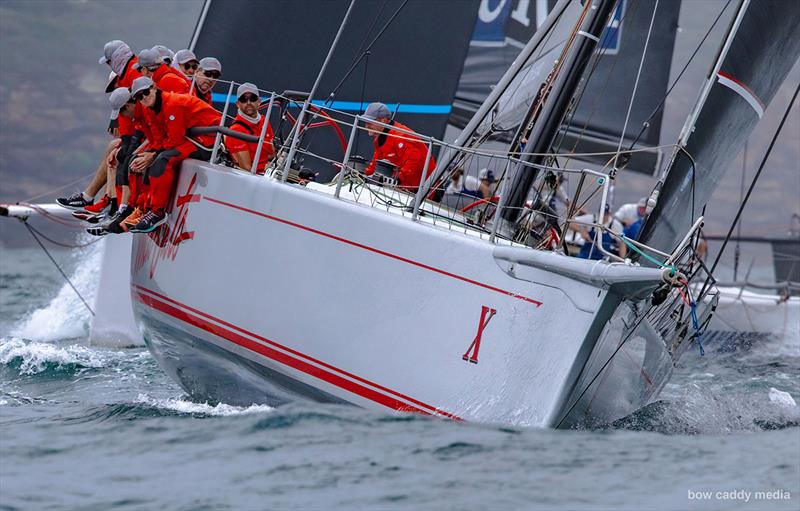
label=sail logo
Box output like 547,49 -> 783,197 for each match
462,306 -> 497,364
134,173 -> 201,279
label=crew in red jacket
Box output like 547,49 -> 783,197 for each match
363,102 -> 435,192
128,77 -> 221,232
226,82 -> 274,174
172,49 -> 199,85
134,48 -> 190,94
192,57 -> 222,105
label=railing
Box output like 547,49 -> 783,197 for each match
197,78 -> 697,267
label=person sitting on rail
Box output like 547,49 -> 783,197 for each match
362,102 -> 435,192
575,205 -> 627,260
614,197 -> 647,227
445,167 -> 482,198
225,83 -> 275,174
127,76 -> 221,233
172,49 -> 199,84
57,40 -> 141,212
192,57 -> 222,105
134,48 -> 190,94
477,168 -> 498,198
151,45 -> 174,66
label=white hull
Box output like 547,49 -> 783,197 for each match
130,161 -> 689,427
709,286 -> 800,339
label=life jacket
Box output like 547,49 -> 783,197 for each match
152,65 -> 190,94
365,120 -> 435,191
226,114 -> 275,172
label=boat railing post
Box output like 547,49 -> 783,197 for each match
411,140 -> 433,220
335,116 -> 359,198
251,91 -> 276,175
189,74 -> 196,95
489,159 -> 514,243
210,80 -> 235,165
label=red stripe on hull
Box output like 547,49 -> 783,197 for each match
133,286 -> 461,420
203,196 -> 543,307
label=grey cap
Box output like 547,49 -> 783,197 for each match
363,102 -> 390,121
173,49 -> 197,65
478,168 -> 496,182
109,87 -> 131,120
134,48 -> 160,70
151,45 -> 174,63
131,76 -> 155,97
236,82 -> 259,100
199,57 -> 222,73
99,40 -> 127,64
105,71 -> 118,93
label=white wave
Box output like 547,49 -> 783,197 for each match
11,241 -> 102,342
0,338 -> 109,375
135,394 -> 274,417
768,387 -> 797,409
0,399 -> 7,406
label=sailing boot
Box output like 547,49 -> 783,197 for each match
56,191 -> 93,211
129,210 -> 168,233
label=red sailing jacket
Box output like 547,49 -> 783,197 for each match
365,121 -> 435,191
193,87 -> 212,105
154,91 -> 222,151
152,65 -> 190,94
116,56 -> 142,137
226,113 -> 275,173
133,103 -> 165,150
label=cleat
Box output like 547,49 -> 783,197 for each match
84,195 -> 111,214
56,191 -> 93,211
130,211 -> 167,233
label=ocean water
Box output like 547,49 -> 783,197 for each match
1,245 -> 798,510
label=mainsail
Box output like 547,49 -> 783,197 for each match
452,0 -> 680,175
190,0 -> 479,179
640,0 -> 800,254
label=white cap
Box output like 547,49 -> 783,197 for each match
478,168 -> 496,182
109,87 -> 131,120
151,45 -> 174,63
173,49 -> 198,65
236,82 -> 259,100
99,40 -> 127,64
131,76 -> 154,97
199,57 -> 222,73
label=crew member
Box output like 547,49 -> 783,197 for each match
134,48 -> 189,94
172,49 -> 199,84
128,77 -> 221,233
614,197 -> 647,227
362,102 -> 435,192
225,83 -> 274,173
576,205 -> 627,260
193,57 -> 222,104
151,45 -> 174,66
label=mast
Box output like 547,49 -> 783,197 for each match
499,0 -> 617,227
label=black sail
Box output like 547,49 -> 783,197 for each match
452,0 -> 679,175
640,0 -> 800,254
190,0 -> 479,179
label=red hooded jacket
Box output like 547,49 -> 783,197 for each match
153,91 -> 222,152
152,65 -> 190,94
226,113 -> 275,173
365,121 -> 435,191
116,56 -> 142,137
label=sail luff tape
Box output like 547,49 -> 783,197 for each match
577,30 -> 600,43
716,71 -> 765,118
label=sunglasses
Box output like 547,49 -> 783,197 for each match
238,94 -> 259,104
203,70 -> 221,79
182,62 -> 199,71
133,88 -> 151,102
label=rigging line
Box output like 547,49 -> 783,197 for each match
613,0 -> 659,170
734,141 -> 747,280
702,81 -> 800,296
20,173 -> 94,203
22,221 -> 95,316
626,0 -> 734,152
23,221 -> 103,249
555,0 -> 633,160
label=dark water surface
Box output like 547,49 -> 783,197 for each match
1,247 -> 798,510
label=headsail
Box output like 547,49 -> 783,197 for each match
190,0 -> 479,179
640,0 -> 800,254
451,0 -> 680,175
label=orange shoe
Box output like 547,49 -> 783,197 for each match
119,207 -> 143,232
